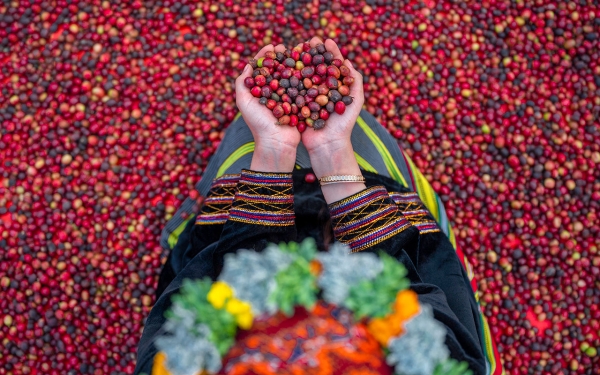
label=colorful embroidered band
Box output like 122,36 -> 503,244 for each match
329,186 -> 412,252
196,174 -> 240,225
228,169 -> 295,226
389,192 -> 441,234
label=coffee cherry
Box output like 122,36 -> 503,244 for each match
269,79 -> 279,91
255,75 -> 266,87
284,58 -> 296,68
313,119 -> 326,130
338,85 -> 350,96
323,52 -> 334,64
287,88 -> 299,98
334,101 -> 346,115
325,76 -> 339,89
306,88 -> 319,98
251,86 -> 262,97
289,76 -> 299,87
272,105 -> 284,118
244,77 -> 255,88
297,122 -> 307,133
342,76 -> 354,86
290,115 -> 298,127
261,86 -> 272,98
278,115 -> 290,125
341,96 -> 353,106
316,43 -> 326,54
301,66 -> 315,78
301,106 -> 311,119
267,99 -> 277,109
312,54 -> 324,65
317,84 -> 330,96
282,102 -> 292,115
302,53 -> 312,65
315,95 -> 329,106
326,101 -> 335,113
319,109 -> 330,120
295,96 -> 306,108
308,101 -> 321,112
328,90 -> 342,103
327,65 -> 341,79
259,97 -> 268,105
332,59 -> 343,67
339,65 -> 351,77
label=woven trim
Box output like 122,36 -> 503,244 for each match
329,186 -> 412,252
228,170 -> 295,226
389,192 -> 441,235
196,174 -> 240,225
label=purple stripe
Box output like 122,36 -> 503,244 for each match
330,188 -> 388,216
235,194 -> 294,204
229,209 -> 294,222
204,197 -> 234,204
348,219 -> 410,250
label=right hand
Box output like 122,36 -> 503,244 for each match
300,37 -> 365,162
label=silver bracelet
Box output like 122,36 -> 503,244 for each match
318,175 -> 365,186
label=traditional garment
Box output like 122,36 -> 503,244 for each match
135,111 -> 503,375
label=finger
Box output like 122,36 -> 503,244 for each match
253,44 -> 274,59
274,44 -> 286,53
235,64 -> 253,94
309,36 -> 324,48
324,39 -> 344,61
345,60 -> 364,97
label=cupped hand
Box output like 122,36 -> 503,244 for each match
299,37 -> 365,156
235,45 -> 302,154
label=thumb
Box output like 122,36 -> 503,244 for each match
235,64 -> 252,92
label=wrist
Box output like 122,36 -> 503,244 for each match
250,141 -> 297,173
308,141 -> 362,179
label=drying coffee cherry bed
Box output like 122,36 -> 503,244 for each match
0,1 -> 598,374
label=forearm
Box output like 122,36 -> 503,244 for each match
308,140 -> 366,204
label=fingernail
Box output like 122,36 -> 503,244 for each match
244,64 -> 251,72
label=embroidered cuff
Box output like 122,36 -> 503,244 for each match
328,186 -> 412,252
196,174 -> 240,225
389,192 -> 440,234
228,169 -> 295,226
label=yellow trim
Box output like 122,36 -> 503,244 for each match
356,116 -> 408,187
234,112 -> 242,121
404,153 -> 440,223
216,142 -> 255,178
354,152 -> 378,173
168,217 -> 192,249
449,226 -> 457,249
481,314 -> 500,374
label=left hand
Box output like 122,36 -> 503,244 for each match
235,44 -> 301,172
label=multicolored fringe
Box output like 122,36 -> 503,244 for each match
228,170 -> 295,226
329,186 -> 411,253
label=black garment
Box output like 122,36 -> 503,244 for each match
135,169 -> 486,375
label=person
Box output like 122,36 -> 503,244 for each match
134,37 -> 492,375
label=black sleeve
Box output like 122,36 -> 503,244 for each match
328,186 -> 486,374
134,169 -> 297,374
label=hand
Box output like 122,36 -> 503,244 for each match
235,45 -> 301,172
297,37 -> 367,203
300,37 -> 365,159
